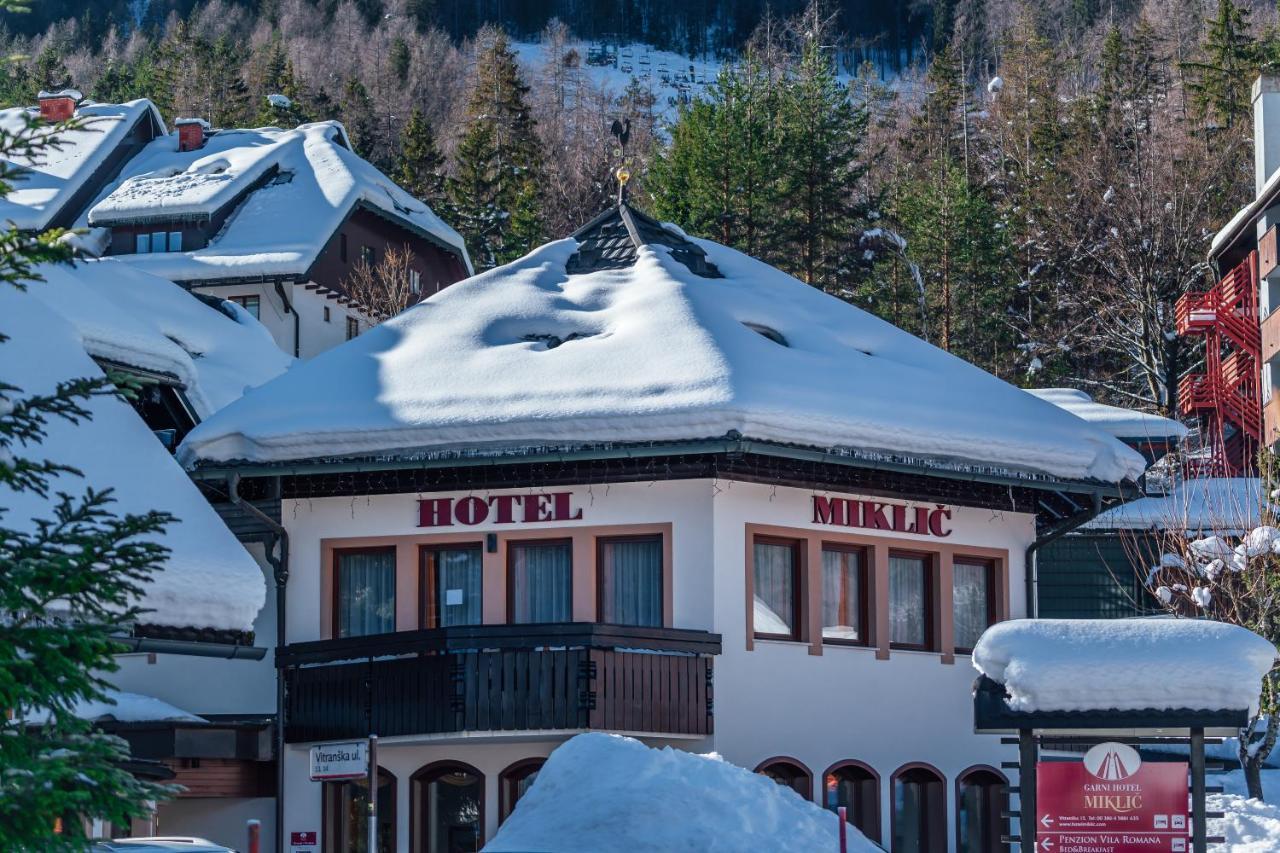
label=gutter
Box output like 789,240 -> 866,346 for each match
111,635 -> 267,660
1024,492 -> 1104,618
229,473 -> 289,853
273,280 -> 300,358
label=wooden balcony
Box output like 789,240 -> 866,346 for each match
278,623 -> 720,743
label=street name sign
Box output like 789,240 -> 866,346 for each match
308,740 -> 368,781
1037,742 -> 1190,852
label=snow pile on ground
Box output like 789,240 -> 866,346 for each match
1087,477 -> 1262,533
1210,794 -> 1280,852
972,619 -> 1276,713
26,689 -> 205,726
1026,388 -> 1187,442
82,121 -> 470,280
484,733 -> 876,853
25,259 -> 292,416
179,230 -> 1146,484
0,99 -> 164,230
0,287 -> 266,632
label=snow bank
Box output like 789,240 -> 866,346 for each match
1210,794 -> 1280,852
24,259 -> 291,417
972,619 -> 1276,714
483,734 -> 877,853
1087,478 -> 1262,533
1026,388 -> 1187,442
0,288 -> 266,632
179,232 -> 1146,485
83,121 -> 470,280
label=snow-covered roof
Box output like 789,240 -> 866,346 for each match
177,210 -> 1147,485
0,99 -> 165,231
972,618 -> 1277,714
24,259 -> 292,418
83,121 -> 470,281
31,689 -> 206,725
1086,477 -> 1262,533
1026,388 -> 1188,443
486,733 -> 879,853
1,285 -> 266,633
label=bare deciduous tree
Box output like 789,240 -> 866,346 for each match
341,243 -> 420,322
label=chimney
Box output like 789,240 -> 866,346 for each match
175,117 -> 210,152
1254,74 -> 1280,196
37,88 -> 82,122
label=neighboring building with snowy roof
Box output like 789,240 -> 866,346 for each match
0,95 -> 165,231
78,120 -> 472,358
1026,388 -> 1187,464
176,202 -> 1148,852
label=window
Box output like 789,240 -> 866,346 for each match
167,231 -> 182,252
410,269 -> 422,294
957,768 -> 1008,853
824,762 -> 881,843
889,553 -> 933,650
324,768 -> 395,853
755,758 -> 812,801
509,539 -> 572,623
361,245 -> 375,266
324,305 -> 331,322
822,545 -> 867,644
410,762 -> 482,853
340,232 -> 348,262
954,559 -> 995,653
892,765 -> 945,853
347,316 -> 359,340
334,548 -> 396,638
421,545 -> 482,628
598,535 -> 662,626
499,758 -> 545,824
150,231 -> 168,251
230,295 -> 260,320
135,233 -> 151,254
753,537 -> 800,640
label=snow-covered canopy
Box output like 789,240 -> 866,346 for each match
1,285 -> 266,633
82,121 -> 470,281
26,689 -> 205,726
178,223 -> 1147,485
1027,388 -> 1188,443
24,259 -> 292,418
0,99 -> 164,231
973,619 -> 1277,714
486,733 -> 878,853
1086,477 -> 1262,533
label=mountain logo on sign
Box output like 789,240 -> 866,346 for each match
1083,742 -> 1142,781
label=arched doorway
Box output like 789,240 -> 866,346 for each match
499,758 -> 546,824
823,760 -> 881,844
957,766 -> 1008,853
754,757 -> 813,800
411,761 -> 484,853
322,767 -> 396,853
891,763 -> 945,853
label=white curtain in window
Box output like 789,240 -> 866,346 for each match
512,542 -> 571,623
953,561 -> 990,650
435,548 -> 482,627
822,549 -> 862,640
337,551 -> 396,638
601,538 -> 662,626
753,542 -> 795,636
889,555 -> 926,646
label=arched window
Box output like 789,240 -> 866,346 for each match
499,758 -> 546,824
411,761 -> 484,853
823,761 -> 881,844
891,763 -> 945,853
323,767 -> 396,853
957,766 -> 1008,853
755,757 -> 813,801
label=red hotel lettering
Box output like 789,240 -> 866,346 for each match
810,496 -> 953,538
417,492 -> 583,528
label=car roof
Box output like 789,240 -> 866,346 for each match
93,838 -> 233,852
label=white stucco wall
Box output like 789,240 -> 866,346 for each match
156,796 -> 276,853
194,281 -> 368,359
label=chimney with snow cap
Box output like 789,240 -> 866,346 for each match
175,117 -> 211,152
37,89 -> 82,122
1254,74 -> 1280,195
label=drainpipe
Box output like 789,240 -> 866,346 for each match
273,280 -> 300,358
1023,492 -> 1103,619
230,474 -> 289,853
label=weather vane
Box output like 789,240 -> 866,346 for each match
610,117 -> 631,205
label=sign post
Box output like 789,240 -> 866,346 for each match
367,734 -> 379,853
309,740 -> 369,782
1037,742 -> 1189,853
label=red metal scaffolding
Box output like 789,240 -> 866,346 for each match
1175,251 -> 1262,476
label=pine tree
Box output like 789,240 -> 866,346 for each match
397,108 -> 447,207
1183,0 -> 1257,130
340,77 -> 378,160
0,102 -> 174,852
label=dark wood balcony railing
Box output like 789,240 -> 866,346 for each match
278,623 -> 720,743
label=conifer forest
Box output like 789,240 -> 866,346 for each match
1,0 -> 1272,417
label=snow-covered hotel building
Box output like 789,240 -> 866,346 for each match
178,204 -> 1148,852
0,90 -> 472,360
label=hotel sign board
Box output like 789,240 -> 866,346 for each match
1037,742 -> 1189,852
309,740 -> 368,781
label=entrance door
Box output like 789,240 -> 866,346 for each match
412,762 -> 484,853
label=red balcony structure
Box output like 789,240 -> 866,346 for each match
1175,251 -> 1262,476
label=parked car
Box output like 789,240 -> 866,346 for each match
92,838 -> 237,853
